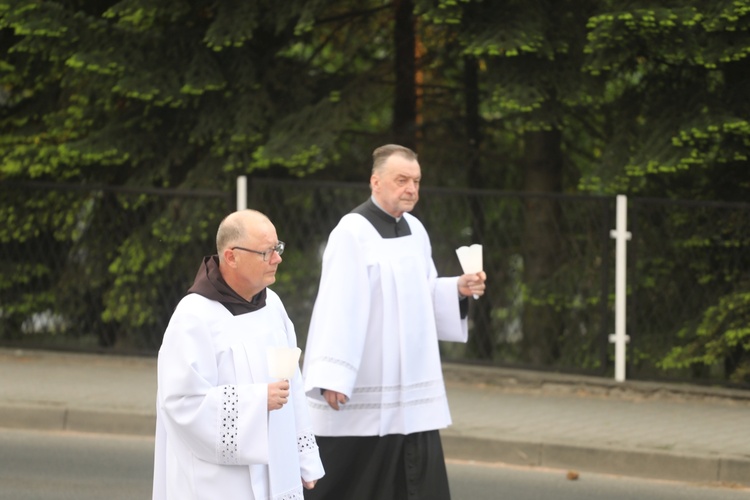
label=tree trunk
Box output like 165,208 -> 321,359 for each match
463,54 -> 493,360
521,129 -> 564,365
392,0 -> 417,150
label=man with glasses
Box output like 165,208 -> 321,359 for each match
153,209 -> 324,500
303,145 -> 486,500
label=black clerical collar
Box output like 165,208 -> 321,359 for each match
350,198 -> 412,238
371,197 -> 402,222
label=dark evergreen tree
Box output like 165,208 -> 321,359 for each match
583,1 -> 750,382
0,0 -> 352,348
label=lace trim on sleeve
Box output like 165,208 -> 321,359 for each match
297,431 -> 318,454
218,384 -> 239,464
273,487 -> 303,500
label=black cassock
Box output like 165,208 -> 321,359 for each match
304,430 -> 451,500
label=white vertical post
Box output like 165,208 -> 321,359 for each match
609,195 -> 631,382
236,176 -> 247,211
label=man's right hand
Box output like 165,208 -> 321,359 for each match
268,380 -> 290,411
322,389 -> 348,411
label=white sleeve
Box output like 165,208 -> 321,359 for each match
433,276 -> 469,342
303,222 -> 371,400
417,220 -> 468,343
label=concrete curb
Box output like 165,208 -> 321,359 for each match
0,403 -> 155,436
441,362 -> 750,404
440,362 -> 750,487
441,434 -> 750,487
2,402 -> 747,487
1,350 -> 748,488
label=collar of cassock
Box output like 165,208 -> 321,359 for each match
187,255 -> 267,315
351,198 -> 412,238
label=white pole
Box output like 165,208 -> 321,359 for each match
236,176 -> 247,211
609,194 -> 631,382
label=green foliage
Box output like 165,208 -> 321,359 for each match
442,1 -> 605,135
581,1 -> 750,196
659,287 -> 750,384
0,0 -> 747,382
0,0 -> 334,348
577,1 -> 750,383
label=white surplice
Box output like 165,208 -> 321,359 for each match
152,290 -> 324,500
303,212 -> 468,437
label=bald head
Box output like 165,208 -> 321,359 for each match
216,209 -> 271,262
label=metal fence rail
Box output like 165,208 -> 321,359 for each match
1,178 -> 748,387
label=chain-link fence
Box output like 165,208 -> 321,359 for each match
253,180 -> 615,376
627,198 -> 750,384
0,181 -> 233,353
1,179 -> 748,387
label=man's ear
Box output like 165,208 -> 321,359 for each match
370,173 -> 380,192
223,248 -> 237,267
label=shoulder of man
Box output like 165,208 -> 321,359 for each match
403,212 -> 428,236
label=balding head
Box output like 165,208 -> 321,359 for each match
216,209 -> 282,300
216,209 -> 270,263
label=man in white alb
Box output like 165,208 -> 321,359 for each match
153,209 -> 324,500
302,144 -> 487,500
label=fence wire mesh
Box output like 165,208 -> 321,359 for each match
628,198 -> 750,383
0,181 -> 233,352
1,179 -> 748,386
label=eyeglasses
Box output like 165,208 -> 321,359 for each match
231,241 -> 285,262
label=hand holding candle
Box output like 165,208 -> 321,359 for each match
455,244 -> 483,299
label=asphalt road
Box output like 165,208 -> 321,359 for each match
1,428 -> 748,500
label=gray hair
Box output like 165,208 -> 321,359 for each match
372,144 -> 418,174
